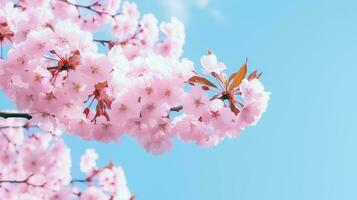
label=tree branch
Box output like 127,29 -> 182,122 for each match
170,105 -> 183,112
0,112 -> 32,120
93,39 -> 112,46
71,179 -> 88,184
57,0 -> 120,18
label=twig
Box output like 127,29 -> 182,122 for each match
57,0 -> 119,18
0,112 -> 32,120
170,105 -> 183,112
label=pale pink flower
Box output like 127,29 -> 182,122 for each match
122,1 -> 139,19
183,87 -> 210,116
111,15 -> 138,41
98,168 -> 115,192
238,102 -> 264,126
240,79 -> 269,104
112,166 -> 131,200
156,78 -> 184,106
49,187 -> 72,200
103,0 -> 121,15
22,148 -> 47,174
111,92 -> 141,123
200,53 -> 226,74
80,187 -> 108,200
156,40 -> 174,57
0,145 -> 17,168
51,0 -> 78,20
80,149 -> 98,174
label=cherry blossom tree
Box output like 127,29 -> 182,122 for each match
0,117 -> 132,199
0,0 -> 270,199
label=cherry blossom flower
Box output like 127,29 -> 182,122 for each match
200,53 -> 226,74
80,149 -> 98,174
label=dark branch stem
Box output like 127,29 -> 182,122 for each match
93,39 -> 112,46
71,179 -> 88,184
0,107 -> 182,120
47,66 -> 58,70
57,0 -> 119,18
0,174 -> 32,184
170,105 -> 183,112
0,180 -> 26,184
1,178 -> 87,185
0,112 -> 32,120
0,125 -> 38,129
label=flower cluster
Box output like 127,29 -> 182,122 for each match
0,117 -> 132,200
0,0 -> 270,155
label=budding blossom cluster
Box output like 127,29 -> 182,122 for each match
0,0 -> 270,155
0,117 -> 132,200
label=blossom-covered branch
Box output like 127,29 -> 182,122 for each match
0,117 -> 132,199
0,0 -> 270,156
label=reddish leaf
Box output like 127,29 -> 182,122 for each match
43,22 -> 54,32
188,76 -> 217,89
228,98 -> 240,115
83,108 -> 90,117
0,22 -> 14,43
95,81 -> 109,90
103,111 -> 110,121
257,72 -> 263,79
248,70 -> 258,81
248,70 -> 263,80
228,61 -> 247,91
71,49 -> 80,55
211,72 -> 227,88
201,86 -> 210,91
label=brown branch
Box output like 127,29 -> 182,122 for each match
1,176 -> 55,191
0,179 -> 27,184
14,3 -> 26,10
56,0 -> 120,18
170,105 -> 183,112
71,179 -> 88,184
0,112 -> 32,120
1,177 -> 87,186
0,174 -> 32,184
0,125 -> 38,129
47,66 -> 58,70
93,39 -> 111,45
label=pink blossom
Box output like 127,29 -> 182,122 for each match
201,53 -> 226,74
111,15 -> 138,41
49,187 -> 72,200
80,187 -> 108,200
156,39 -> 174,57
0,0 -> 269,155
183,87 -> 210,116
22,148 -> 47,174
80,149 -> 98,174
98,168 -> 115,192
0,118 -> 131,199
112,166 -> 131,200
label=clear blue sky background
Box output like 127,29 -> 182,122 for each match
1,0 -> 357,199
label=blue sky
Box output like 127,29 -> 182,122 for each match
1,0 -> 357,199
